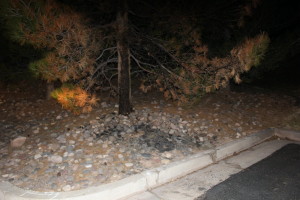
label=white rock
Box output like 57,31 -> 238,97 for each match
34,154 -> 42,160
62,185 -> 72,192
125,163 -> 133,167
85,164 -> 93,168
170,123 -> 177,130
207,133 -> 214,138
33,129 -> 39,134
69,140 -> 75,145
10,136 -> 27,148
68,152 -> 74,157
49,155 -> 63,163
162,152 -> 172,159
48,143 -> 60,151
118,154 -> 123,159
88,143 -> 93,146
56,115 -> 62,120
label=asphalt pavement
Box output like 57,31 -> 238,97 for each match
198,144 -> 300,200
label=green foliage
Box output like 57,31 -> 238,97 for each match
231,33 -> 270,73
242,31 -> 298,82
249,34 -> 270,67
50,83 -> 74,99
0,0 -> 38,43
28,58 -> 49,78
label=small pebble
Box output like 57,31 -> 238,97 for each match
34,154 -> 42,160
85,164 -> 93,168
62,185 -> 72,191
125,163 -> 133,167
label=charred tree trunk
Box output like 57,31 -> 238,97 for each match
116,0 -> 132,115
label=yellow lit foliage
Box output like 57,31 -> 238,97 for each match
51,86 -> 98,114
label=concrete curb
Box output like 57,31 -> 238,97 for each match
214,128 -> 274,161
150,149 -> 214,187
274,128 -> 300,142
1,128 -> 298,200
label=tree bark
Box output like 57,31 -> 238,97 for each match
116,0 -> 132,115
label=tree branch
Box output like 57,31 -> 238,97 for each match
95,47 -> 117,61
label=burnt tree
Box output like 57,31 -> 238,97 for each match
116,0 -> 132,115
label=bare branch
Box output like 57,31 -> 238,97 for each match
93,58 -> 118,76
148,53 -> 182,79
130,54 -> 156,74
96,47 -> 117,61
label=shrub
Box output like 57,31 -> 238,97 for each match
51,85 -> 98,114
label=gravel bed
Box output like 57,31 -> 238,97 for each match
0,86 -> 297,192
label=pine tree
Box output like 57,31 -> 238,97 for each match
1,0 -> 271,113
